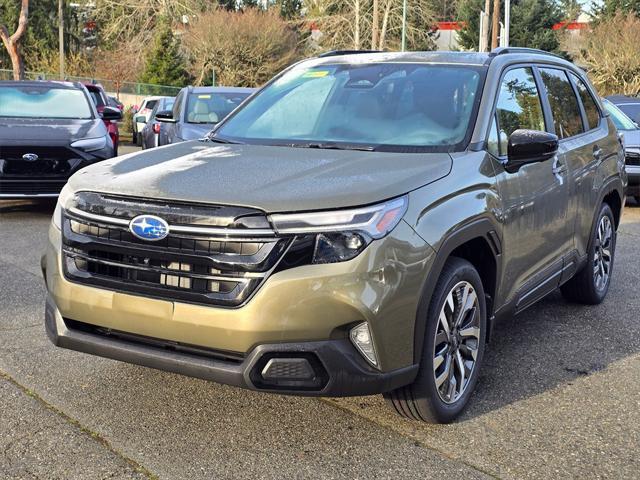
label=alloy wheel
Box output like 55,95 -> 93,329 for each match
594,215 -> 613,291
433,281 -> 481,404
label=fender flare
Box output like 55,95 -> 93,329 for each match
412,217 -> 502,364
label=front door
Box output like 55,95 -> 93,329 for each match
488,66 -> 571,310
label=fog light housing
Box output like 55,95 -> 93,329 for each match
350,322 -> 378,367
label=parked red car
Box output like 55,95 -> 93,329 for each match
83,83 -> 120,156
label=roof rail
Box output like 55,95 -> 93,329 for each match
490,47 -> 565,60
318,50 -> 382,58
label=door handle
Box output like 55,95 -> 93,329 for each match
552,157 -> 567,175
593,145 -> 603,161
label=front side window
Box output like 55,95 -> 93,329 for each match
571,74 -> 600,130
539,68 -> 584,139
216,63 -> 483,152
186,92 -> 251,124
0,85 -> 92,119
495,67 -> 546,155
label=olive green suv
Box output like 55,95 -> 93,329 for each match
43,48 -> 627,423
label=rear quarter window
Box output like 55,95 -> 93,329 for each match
571,73 -> 601,130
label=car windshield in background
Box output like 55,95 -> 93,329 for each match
216,63 -> 483,151
616,103 -> 640,124
604,99 -> 637,130
87,90 -> 106,108
0,85 -> 92,119
186,92 -> 250,124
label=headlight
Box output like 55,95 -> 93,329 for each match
70,136 -> 108,152
271,196 -> 408,265
52,185 -> 73,230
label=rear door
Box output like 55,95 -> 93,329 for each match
537,67 -> 610,277
489,66 -> 571,312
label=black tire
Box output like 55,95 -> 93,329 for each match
635,196 -> 640,206
561,203 -> 616,305
132,130 -> 137,144
384,257 -> 487,423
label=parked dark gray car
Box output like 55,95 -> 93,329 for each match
156,86 -> 254,145
44,49 -> 626,423
0,80 -> 120,198
603,99 -> 640,202
607,95 -> 640,125
138,96 -> 175,150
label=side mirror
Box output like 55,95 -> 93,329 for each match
135,115 -> 147,124
505,129 -> 559,173
101,106 -> 123,121
156,110 -> 176,123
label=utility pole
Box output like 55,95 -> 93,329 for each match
58,0 -> 64,79
401,0 -> 407,52
481,0 -> 491,51
504,0 -> 511,47
491,0 -> 500,50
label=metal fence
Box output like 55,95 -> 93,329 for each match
0,69 -> 182,97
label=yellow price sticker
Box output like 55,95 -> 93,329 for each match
197,94 -> 212,99
302,70 -> 329,78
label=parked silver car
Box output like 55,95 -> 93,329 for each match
138,96 -> 175,150
156,86 -> 254,145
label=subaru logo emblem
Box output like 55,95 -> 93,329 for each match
129,215 -> 170,241
22,153 -> 39,162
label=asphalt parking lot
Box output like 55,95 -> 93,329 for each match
1,166 -> 639,478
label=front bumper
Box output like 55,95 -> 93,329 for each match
45,295 -> 417,396
43,220 -> 433,395
626,165 -> 640,195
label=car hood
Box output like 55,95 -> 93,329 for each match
68,141 -> 453,212
0,118 -> 105,146
180,123 -> 214,141
621,129 -> 640,148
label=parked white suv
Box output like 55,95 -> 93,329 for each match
132,96 -> 163,145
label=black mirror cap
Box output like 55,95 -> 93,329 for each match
506,129 -> 559,173
155,110 -> 176,123
101,106 -> 123,121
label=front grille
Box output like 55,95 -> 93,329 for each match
626,151 -> 640,166
0,178 -> 67,195
0,146 -> 83,176
61,193 -> 292,307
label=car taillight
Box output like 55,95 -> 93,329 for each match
153,123 -> 161,134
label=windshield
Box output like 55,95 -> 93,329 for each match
215,63 -> 483,151
186,92 -> 251,124
604,99 -> 637,130
0,85 -> 92,119
616,103 -> 640,125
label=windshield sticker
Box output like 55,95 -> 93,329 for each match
197,94 -> 212,99
302,70 -> 330,78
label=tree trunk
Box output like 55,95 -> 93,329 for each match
378,0 -> 392,50
354,0 -> 361,49
371,0 -> 379,50
482,0 -> 491,52
0,0 -> 29,80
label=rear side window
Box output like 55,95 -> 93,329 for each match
538,68 -> 584,139
145,100 -> 158,111
495,67 -> 546,155
571,74 -> 600,130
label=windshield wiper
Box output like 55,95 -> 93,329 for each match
286,142 -> 376,152
202,134 -> 242,144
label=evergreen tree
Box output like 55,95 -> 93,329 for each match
594,0 -> 640,18
139,18 -> 190,88
457,0 -> 564,54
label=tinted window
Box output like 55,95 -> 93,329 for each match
217,63 -> 482,151
495,67 -> 546,155
571,74 -> 600,130
145,100 -> 158,111
539,68 -> 584,139
0,85 -> 92,119
173,91 -> 184,119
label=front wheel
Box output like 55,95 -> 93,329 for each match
384,257 -> 487,423
561,203 -> 616,304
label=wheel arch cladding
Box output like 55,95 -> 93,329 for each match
412,218 -> 501,364
602,188 -> 622,229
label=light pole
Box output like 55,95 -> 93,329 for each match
401,0 -> 407,52
58,0 -> 65,79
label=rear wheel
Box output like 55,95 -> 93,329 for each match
132,130 -> 137,145
561,203 -> 616,304
384,257 -> 486,423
